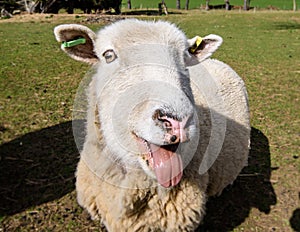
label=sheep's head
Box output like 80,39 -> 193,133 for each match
54,19 -> 222,188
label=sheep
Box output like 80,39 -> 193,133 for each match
54,19 -> 250,231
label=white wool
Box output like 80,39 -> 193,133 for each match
54,19 -> 250,231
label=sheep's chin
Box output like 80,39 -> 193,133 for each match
135,135 -> 183,188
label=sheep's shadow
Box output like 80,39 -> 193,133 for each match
290,207 -> 300,231
198,127 -> 277,231
0,121 -> 80,216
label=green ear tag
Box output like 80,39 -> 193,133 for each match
189,36 -> 203,53
62,38 -> 86,48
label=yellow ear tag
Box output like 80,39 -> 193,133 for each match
189,36 -> 203,54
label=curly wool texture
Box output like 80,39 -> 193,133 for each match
77,160 -> 208,231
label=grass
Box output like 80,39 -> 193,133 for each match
121,0 -> 299,10
0,10 -> 299,231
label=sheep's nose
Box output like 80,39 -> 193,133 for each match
161,116 -> 188,144
153,109 -> 190,144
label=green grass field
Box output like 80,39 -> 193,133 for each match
0,11 -> 299,231
121,0 -> 299,10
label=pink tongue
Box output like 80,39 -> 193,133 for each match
149,144 -> 183,188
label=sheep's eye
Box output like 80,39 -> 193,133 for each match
103,49 -> 117,63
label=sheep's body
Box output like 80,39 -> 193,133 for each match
191,59 -> 250,196
76,76 -> 208,231
76,58 -> 250,231
54,19 -> 250,231
77,156 -> 208,231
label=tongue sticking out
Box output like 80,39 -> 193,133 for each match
149,143 -> 183,188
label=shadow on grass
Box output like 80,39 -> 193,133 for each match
273,22 -> 300,30
290,208 -> 300,231
0,121 -> 80,216
0,124 -> 277,230
198,127 -> 277,231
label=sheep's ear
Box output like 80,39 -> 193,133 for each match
186,34 -> 223,66
54,24 -> 99,64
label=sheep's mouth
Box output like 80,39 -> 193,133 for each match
136,136 -> 183,188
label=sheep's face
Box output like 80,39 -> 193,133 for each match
54,20 -> 222,188
95,43 -> 198,188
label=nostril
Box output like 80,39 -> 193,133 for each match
170,135 -> 177,143
163,121 -> 172,128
